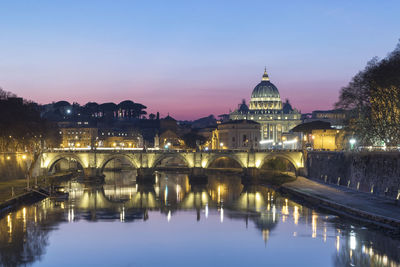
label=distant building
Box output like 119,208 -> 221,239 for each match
159,129 -> 184,149
98,128 -> 142,148
230,69 -> 302,146
160,115 -> 178,132
60,127 -> 98,148
215,120 -> 261,150
303,109 -> 348,129
291,121 -> 347,151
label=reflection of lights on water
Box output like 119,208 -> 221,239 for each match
349,232 -> 356,250
205,203 -> 208,218
164,186 -> 168,204
7,214 -> 12,235
176,185 -> 181,202
262,229 -> 269,242
167,210 -> 171,222
68,207 -> 75,222
120,207 -> 125,222
272,205 -> 276,222
293,206 -> 299,225
323,226 -> 327,242
217,185 -> 221,203
220,207 -> 224,223
255,193 -> 261,201
22,207 -> 27,232
201,192 -> 207,204
311,212 -> 317,238
336,235 -> 340,252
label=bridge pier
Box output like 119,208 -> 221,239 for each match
189,167 -> 208,185
83,168 -> 101,178
136,168 -> 155,184
242,167 -> 260,184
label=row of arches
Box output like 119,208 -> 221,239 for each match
48,154 -> 298,175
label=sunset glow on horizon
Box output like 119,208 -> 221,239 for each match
1,0 -> 399,120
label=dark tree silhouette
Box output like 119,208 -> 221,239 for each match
336,40 -> 400,146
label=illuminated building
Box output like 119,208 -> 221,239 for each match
303,109 -> 348,129
230,69 -> 301,146
98,128 -> 143,148
60,127 -> 98,148
292,121 -> 346,150
216,120 -> 261,149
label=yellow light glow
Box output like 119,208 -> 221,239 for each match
293,206 -> 299,225
76,143 -> 81,147
21,155 -> 27,160
6,156 -> 10,160
336,235 -> 340,252
312,212 -> 317,238
255,160 -> 261,168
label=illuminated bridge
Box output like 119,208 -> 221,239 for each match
37,148 -> 305,178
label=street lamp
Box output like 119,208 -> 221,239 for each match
349,138 -> 356,150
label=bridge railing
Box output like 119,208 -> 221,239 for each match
44,147 -> 304,153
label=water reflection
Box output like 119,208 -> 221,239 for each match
0,171 -> 399,267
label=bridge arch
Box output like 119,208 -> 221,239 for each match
47,154 -> 85,173
152,153 -> 190,168
260,154 -> 298,173
205,154 -> 245,169
99,154 -> 139,173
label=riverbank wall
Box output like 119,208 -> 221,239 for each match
0,190 -> 46,216
307,151 -> 400,199
0,152 -> 35,181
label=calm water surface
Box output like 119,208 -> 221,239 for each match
1,171 -> 399,267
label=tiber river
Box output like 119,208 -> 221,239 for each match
0,170 -> 399,267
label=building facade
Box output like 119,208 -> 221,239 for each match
230,69 -> 301,146
216,120 -> 261,150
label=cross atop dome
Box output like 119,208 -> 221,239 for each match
262,67 -> 270,81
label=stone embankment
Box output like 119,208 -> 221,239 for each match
290,152 -> 400,232
307,151 -> 400,199
280,177 -> 400,233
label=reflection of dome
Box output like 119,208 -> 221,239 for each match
249,69 -> 282,110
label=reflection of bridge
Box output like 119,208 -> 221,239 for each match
38,149 -> 305,177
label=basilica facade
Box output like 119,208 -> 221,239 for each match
229,69 -> 301,145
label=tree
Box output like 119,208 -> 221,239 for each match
149,113 -> 156,120
336,41 -> 400,146
182,132 -> 206,149
0,88 -> 59,152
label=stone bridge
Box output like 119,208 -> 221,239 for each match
38,148 -> 305,178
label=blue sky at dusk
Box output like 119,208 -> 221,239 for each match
0,0 -> 399,120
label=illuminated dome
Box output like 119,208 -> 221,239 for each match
249,69 -> 282,110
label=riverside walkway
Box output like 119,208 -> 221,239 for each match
281,177 -> 400,232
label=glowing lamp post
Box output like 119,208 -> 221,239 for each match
349,138 -> 356,150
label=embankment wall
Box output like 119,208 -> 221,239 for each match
307,151 -> 400,198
